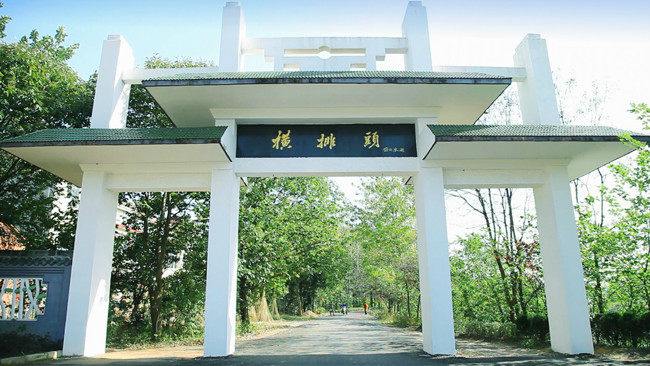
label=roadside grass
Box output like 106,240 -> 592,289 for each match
106,313 -> 319,350
372,309 -> 421,330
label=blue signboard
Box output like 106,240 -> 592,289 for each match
236,124 -> 416,158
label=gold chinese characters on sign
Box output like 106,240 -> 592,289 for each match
316,133 -> 336,149
271,130 -> 292,150
263,128 -> 404,155
364,131 -> 380,148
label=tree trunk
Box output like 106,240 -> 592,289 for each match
269,296 -> 281,320
404,275 -> 411,318
238,276 -> 250,325
256,289 -> 273,322
150,193 -> 173,340
293,281 -> 304,316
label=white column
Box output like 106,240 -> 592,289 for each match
414,167 -> 455,355
62,171 -> 118,356
219,2 -> 246,72
402,1 -> 433,71
90,35 -> 134,129
513,34 -> 561,125
534,166 -> 594,354
203,167 -> 240,357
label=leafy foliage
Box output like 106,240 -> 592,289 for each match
449,188 -> 545,327
0,5 -> 93,248
343,177 -> 419,324
109,56 -> 212,341
238,177 -> 347,322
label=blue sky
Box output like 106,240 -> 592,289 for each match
2,0 -> 649,130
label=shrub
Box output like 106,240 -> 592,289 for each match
516,314 -> 549,342
592,311 -> 650,347
456,320 -> 518,341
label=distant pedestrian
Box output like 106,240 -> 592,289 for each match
329,304 -> 334,316
342,303 -> 348,315
363,302 -> 369,315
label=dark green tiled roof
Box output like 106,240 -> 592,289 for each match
428,124 -> 650,142
0,127 -> 226,147
143,70 -> 510,87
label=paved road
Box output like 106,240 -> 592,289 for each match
28,311 -> 649,365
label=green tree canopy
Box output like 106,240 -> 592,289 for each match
0,3 -> 93,247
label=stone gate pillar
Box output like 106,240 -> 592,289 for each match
534,166 -> 594,354
414,167 -> 456,355
62,171 -> 118,356
203,167 -> 240,357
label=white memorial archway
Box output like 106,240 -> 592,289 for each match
2,1 -> 648,358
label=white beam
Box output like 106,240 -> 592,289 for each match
79,162 -> 229,175
234,157 -> 420,177
443,169 -> 546,189
62,171 -> 118,356
421,159 -> 571,170
210,107 -> 441,120
105,173 -> 211,192
203,167 -> 240,356
414,167 -> 455,355
534,166 -> 594,354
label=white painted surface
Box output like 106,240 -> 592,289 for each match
234,157 -> 419,177
220,1 -> 431,72
203,168 -> 240,357
62,171 -> 118,356
402,1 -> 433,71
513,34 -> 561,125
216,119 -> 237,160
219,2 -> 246,72
90,35 -> 134,129
414,167 -> 456,355
534,166 -> 594,354
243,36 -> 408,71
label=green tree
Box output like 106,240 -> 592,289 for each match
608,103 -> 650,312
238,177 -> 347,323
449,188 -> 544,324
111,192 -> 209,339
109,56 -> 213,340
576,181 -> 622,314
0,3 -> 93,248
349,177 -> 419,320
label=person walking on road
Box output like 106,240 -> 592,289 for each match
329,304 -> 335,316
363,301 -> 369,315
342,303 -> 348,315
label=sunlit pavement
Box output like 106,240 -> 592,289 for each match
29,311 -> 648,365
